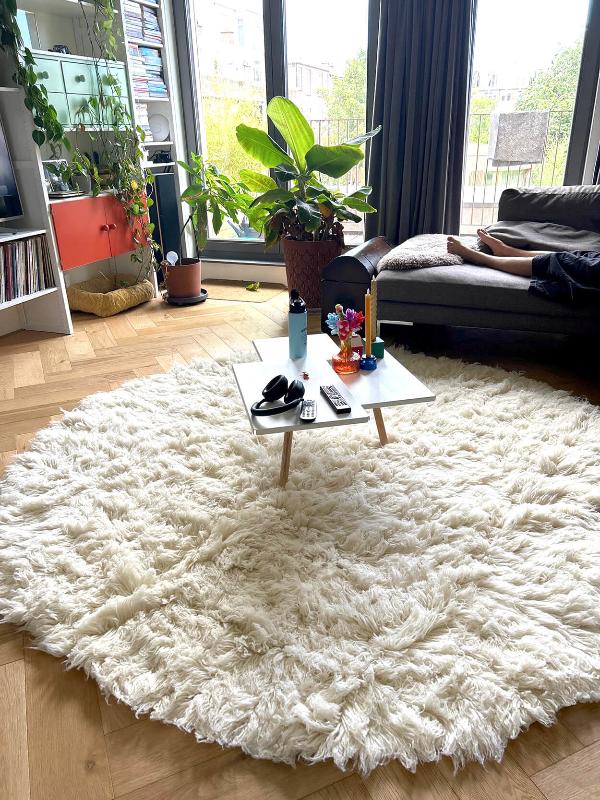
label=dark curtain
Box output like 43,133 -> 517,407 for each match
365,0 -> 477,244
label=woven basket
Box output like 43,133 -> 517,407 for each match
67,274 -> 154,318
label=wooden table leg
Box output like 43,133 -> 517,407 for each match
279,431 -> 294,487
373,407 -> 388,446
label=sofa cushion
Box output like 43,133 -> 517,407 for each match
376,262 -> 599,319
486,220 -> 600,252
498,186 -> 600,232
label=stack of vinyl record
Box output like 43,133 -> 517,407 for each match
0,235 -> 54,304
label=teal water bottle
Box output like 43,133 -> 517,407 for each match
288,289 -> 307,359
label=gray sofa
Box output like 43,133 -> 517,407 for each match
321,186 -> 600,336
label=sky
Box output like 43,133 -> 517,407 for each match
286,0 -> 590,86
285,0 -> 368,74
473,0 -> 590,86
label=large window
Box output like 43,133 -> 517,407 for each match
182,0 -> 369,257
286,0 -> 368,245
187,0 -> 268,244
461,0 -> 590,233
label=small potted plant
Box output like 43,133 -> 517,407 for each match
165,152 -> 248,302
235,97 -> 381,308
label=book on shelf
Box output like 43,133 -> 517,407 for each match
135,100 -> 153,140
123,1 -> 164,48
124,0 -> 143,40
142,8 -> 163,45
0,234 -> 55,305
139,47 -> 168,97
128,43 -> 150,98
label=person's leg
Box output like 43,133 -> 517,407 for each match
448,237 -> 533,277
477,228 -> 549,258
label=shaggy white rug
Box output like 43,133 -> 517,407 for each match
1,349 -> 600,774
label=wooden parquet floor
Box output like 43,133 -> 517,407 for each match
1,293 -> 600,800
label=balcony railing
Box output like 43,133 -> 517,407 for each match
309,117 -> 366,197
461,109 -> 574,233
309,111 -> 575,239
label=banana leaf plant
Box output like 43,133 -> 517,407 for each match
236,97 -> 381,247
177,152 -> 252,252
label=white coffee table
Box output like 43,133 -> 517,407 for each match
254,334 -> 435,446
233,355 -> 369,487
233,334 -> 434,487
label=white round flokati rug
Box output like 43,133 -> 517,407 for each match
1,349 -> 600,774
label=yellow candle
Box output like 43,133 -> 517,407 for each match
364,290 -> 372,356
370,277 -> 378,342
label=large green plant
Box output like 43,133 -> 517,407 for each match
236,97 -> 380,246
178,152 -> 252,252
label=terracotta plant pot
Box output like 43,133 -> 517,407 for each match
282,239 -> 343,310
164,258 -> 202,298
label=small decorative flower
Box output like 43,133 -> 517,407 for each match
337,319 -> 350,340
345,309 -> 365,332
326,312 -> 340,334
131,179 -> 139,190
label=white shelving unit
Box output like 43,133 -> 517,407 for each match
0,81 -> 72,338
122,0 -> 186,238
0,287 -> 58,313
0,0 -> 187,336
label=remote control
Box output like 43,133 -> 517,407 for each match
320,385 -> 351,414
299,399 -> 317,422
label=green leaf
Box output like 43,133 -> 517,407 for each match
345,125 -> 382,146
239,169 -> 277,192
250,188 -> 295,208
210,201 -> 223,235
181,184 -> 209,203
296,199 -> 322,232
342,196 -> 377,213
177,160 -> 197,175
349,186 -> 372,198
32,129 -> 45,147
273,163 -> 300,182
267,96 -> 314,171
305,143 -> 364,178
236,124 -> 294,168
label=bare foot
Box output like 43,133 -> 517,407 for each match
447,236 -> 492,267
477,228 -> 509,255
447,236 -> 472,260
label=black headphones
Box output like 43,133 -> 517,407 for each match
251,374 -> 305,416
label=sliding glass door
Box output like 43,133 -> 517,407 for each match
461,0 -> 594,233
175,0 -> 369,259
285,0 -> 368,244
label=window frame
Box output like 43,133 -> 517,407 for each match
172,0 -> 287,263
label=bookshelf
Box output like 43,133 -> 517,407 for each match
123,0 -> 186,252
0,82 -> 72,337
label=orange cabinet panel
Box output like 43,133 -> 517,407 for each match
51,195 -> 146,271
50,197 -> 112,271
103,196 -> 137,257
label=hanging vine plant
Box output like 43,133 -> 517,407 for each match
0,0 -> 158,282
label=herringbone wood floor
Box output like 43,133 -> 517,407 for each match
1,292 -> 599,800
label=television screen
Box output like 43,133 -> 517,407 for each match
0,112 -> 23,222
